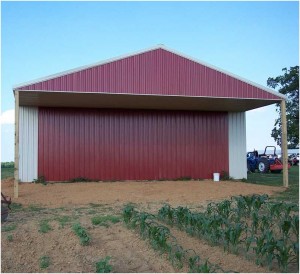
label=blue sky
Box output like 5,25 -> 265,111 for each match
1,1 -> 299,161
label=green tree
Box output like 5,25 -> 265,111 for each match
267,66 -> 299,148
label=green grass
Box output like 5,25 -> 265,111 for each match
87,209 -> 97,215
1,167 -> 14,179
91,215 -> 121,226
39,256 -> 50,269
246,166 -> 299,203
2,224 -> 17,232
89,203 -> 106,208
27,204 -> 45,212
55,216 -> 72,228
10,202 -> 23,211
38,220 -> 52,233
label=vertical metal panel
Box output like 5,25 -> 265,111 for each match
228,112 -> 247,179
19,49 -> 278,100
19,106 -> 38,182
38,108 -> 229,181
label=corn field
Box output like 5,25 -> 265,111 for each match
157,194 -> 298,272
122,204 -> 232,273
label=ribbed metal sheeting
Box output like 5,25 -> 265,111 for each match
20,49 -> 278,100
19,106 -> 38,182
38,108 -> 229,181
228,112 -> 247,179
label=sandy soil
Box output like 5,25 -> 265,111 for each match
1,178 -> 284,209
1,178 -> 289,273
1,208 -> 176,273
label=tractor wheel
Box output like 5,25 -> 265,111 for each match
247,162 -> 255,173
258,158 -> 270,173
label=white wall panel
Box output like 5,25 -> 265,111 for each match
19,107 -> 38,182
228,112 -> 247,179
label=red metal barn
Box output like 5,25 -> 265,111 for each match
13,45 -> 285,182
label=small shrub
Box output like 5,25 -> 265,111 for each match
175,176 -> 192,181
39,256 -> 50,269
70,177 -> 92,182
241,178 -> 248,182
220,170 -> 234,181
96,256 -> 112,273
6,234 -> 13,242
2,224 -> 17,232
39,220 -> 52,233
33,175 -> 47,185
72,223 -> 91,245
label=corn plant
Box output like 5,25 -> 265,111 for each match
206,201 -> 230,218
261,230 -> 277,270
291,215 -> 299,238
291,242 -> 299,267
268,202 -> 284,220
276,240 -> 293,272
169,244 -> 185,269
174,206 -> 190,228
223,223 -> 244,253
122,204 -> 136,225
123,205 -> 226,272
156,197 -> 299,273
158,204 -> 174,225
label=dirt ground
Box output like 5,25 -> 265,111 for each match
1,178 -> 289,273
1,178 -> 284,209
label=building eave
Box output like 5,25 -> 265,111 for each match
18,90 -> 281,112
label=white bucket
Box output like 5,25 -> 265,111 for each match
213,173 -> 220,182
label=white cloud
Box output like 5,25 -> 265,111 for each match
0,109 -> 15,124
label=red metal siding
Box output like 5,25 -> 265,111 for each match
20,49 -> 278,100
38,108 -> 229,181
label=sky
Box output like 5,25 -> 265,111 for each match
1,0 -> 299,161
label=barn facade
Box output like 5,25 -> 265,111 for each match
13,45 -> 285,183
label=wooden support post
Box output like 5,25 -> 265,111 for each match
281,99 -> 288,188
14,90 -> 19,198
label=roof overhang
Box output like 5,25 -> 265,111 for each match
17,90 -> 282,112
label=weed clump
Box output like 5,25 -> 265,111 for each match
96,256 -> 112,273
2,224 -> 17,232
6,235 -> 13,242
70,177 -> 93,182
91,215 -> 121,226
220,171 -> 234,181
39,256 -> 50,269
33,175 -> 47,185
39,220 -> 52,233
72,223 -> 91,245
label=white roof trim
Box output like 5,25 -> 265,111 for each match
13,44 -> 286,100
